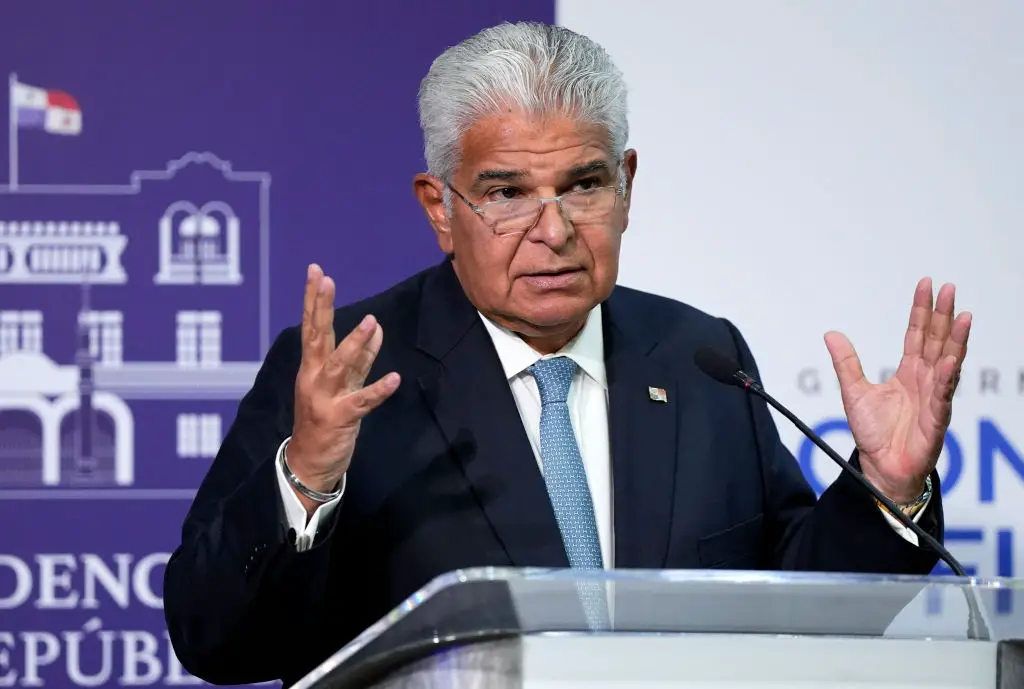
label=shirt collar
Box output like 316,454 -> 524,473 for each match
478,306 -> 607,389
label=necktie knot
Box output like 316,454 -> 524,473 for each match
529,356 -> 576,404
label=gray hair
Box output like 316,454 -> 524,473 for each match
417,21 -> 629,185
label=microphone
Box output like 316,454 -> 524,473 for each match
693,345 -> 965,574
693,345 -> 990,641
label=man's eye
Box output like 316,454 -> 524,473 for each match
571,178 -> 601,192
487,187 -> 521,201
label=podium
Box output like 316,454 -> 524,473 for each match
291,568 -> 1024,688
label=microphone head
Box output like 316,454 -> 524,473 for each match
693,346 -> 744,387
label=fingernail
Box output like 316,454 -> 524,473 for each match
318,276 -> 331,293
386,372 -> 400,386
360,314 -> 375,331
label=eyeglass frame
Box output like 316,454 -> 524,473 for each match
443,168 -> 627,236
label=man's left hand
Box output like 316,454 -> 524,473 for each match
824,278 -> 972,504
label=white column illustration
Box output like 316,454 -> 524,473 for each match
225,215 -> 241,283
176,312 -> 199,367
9,73 -> 18,191
200,414 -> 221,457
0,311 -> 22,355
155,201 -> 200,285
177,414 -> 198,457
20,311 -> 43,353
198,201 -> 242,285
199,311 -> 222,367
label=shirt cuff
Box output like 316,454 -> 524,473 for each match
878,491 -> 932,547
274,436 -> 345,552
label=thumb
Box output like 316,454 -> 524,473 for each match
824,330 -> 868,398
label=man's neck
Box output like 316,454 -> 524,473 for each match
478,305 -> 596,355
516,318 -> 588,355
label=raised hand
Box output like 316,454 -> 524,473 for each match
824,278 -> 971,504
286,264 -> 401,511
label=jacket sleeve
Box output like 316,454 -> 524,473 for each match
163,327 -> 341,685
722,319 -> 944,574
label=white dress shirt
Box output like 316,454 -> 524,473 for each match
477,306 -> 614,568
275,307 -> 927,554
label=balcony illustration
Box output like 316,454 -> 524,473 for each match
0,221 -> 128,284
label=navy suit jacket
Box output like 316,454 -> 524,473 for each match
164,258 -> 943,686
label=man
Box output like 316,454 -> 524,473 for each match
163,21 -> 971,687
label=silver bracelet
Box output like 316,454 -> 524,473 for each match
280,438 -> 345,503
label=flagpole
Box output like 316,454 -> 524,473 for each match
9,72 -> 17,190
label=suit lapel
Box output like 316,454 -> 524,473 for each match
416,260 -> 569,568
603,295 -> 679,569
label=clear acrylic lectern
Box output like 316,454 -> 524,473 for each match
291,568 -> 1024,689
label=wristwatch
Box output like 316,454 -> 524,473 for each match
876,475 -> 933,519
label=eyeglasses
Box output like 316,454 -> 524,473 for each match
447,184 -> 622,236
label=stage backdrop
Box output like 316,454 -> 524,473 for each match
559,0 -> 1024,630
0,2 -> 552,687
2,1 -> 1022,686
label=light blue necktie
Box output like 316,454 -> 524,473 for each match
530,356 -> 610,629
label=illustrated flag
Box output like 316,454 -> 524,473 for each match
11,78 -> 82,135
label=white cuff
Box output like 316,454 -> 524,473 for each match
274,436 -> 345,552
879,492 -> 932,547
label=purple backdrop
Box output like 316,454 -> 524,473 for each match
0,2 -> 553,687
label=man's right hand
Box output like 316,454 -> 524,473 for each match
286,264 -> 401,514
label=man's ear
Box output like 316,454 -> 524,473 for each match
414,173 -> 454,255
621,148 -> 638,230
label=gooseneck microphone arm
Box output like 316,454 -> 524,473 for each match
746,369 -> 968,569
693,346 -> 990,639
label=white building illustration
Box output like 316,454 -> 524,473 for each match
0,152 -> 271,497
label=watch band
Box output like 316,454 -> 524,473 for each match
280,438 -> 344,503
875,475 -> 932,519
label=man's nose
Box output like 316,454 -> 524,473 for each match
527,198 -> 573,248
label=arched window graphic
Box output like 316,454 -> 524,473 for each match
0,403 -> 50,486
51,393 -> 134,486
59,406 -> 117,485
154,200 -> 242,285
0,353 -> 132,488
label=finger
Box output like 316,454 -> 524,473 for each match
923,282 -> 955,366
312,274 -> 337,362
825,330 -> 870,400
903,277 -> 933,358
340,322 -> 385,391
300,264 -> 321,357
929,354 -> 959,428
300,264 -> 333,367
338,371 -> 402,421
941,311 -> 972,363
322,314 -> 381,388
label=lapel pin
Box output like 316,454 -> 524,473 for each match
648,386 -> 668,403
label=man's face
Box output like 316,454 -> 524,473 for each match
415,111 -> 637,347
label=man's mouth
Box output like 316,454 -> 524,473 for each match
525,267 -> 582,277
519,267 -> 585,289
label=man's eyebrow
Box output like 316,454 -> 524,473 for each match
467,160 -> 612,192
471,168 -> 528,191
567,160 -> 611,178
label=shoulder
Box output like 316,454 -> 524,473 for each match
606,284 -> 752,363
329,262 -> 438,340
